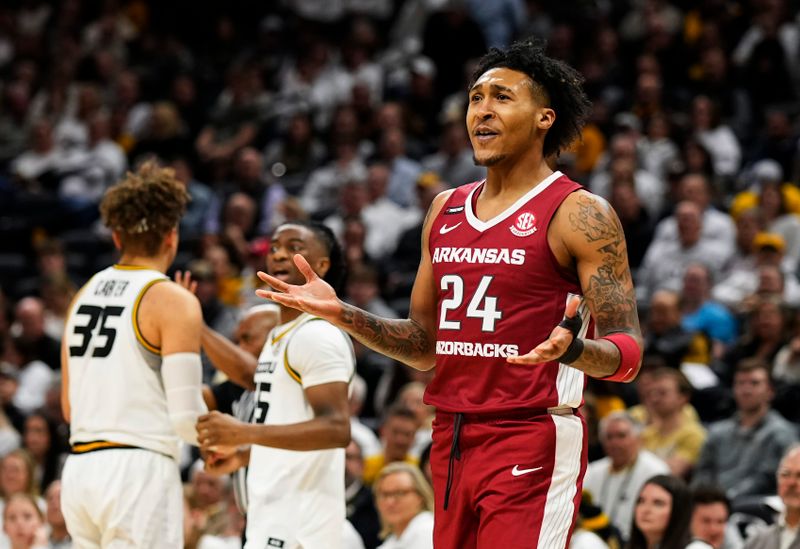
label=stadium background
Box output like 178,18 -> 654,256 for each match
0,0 -> 799,547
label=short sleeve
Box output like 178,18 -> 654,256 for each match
286,320 -> 354,388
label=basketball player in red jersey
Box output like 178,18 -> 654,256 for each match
257,39 -> 643,549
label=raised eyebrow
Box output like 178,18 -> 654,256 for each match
469,83 -> 516,95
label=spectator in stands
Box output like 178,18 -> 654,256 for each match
345,263 -> 397,320
643,290 -> 694,370
583,411 -> 670,541
188,459 -> 230,538
11,298 -> 59,370
205,147 -> 286,241
129,101 -> 191,165
741,445 -> 800,549
650,173 -> 736,262
38,274 -> 76,343
714,233 -> 800,311
639,202 -> 731,303
628,474 -> 712,549
590,133 -> 664,219
349,375 -> 381,459
641,368 -> 707,479
690,95 -> 741,181
195,66 -> 259,169
373,462 -> 434,549
44,480 -> 70,549
2,493 -> 48,549
0,449 -> 40,502
262,110 -> 327,196
396,382 -> 434,460
680,263 -> 738,358
301,135 -> 367,219
610,178 -> 654,273
21,412 -> 64,495
723,297 -> 790,373
693,359 -> 797,500
5,338 -> 53,416
346,440 -> 381,549
377,127 -> 422,209
773,308 -> 800,384
690,485 -> 743,549
363,406 -> 419,486
171,157 -> 213,242
421,120 -> 486,188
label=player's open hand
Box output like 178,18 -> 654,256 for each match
256,254 -> 342,321
174,270 -> 198,294
507,295 -> 581,365
197,411 -> 246,452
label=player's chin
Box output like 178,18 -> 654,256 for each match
472,152 -> 507,167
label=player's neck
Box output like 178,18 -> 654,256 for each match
279,305 -> 304,324
117,253 -> 169,273
484,154 -> 552,196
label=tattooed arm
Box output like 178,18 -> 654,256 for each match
257,190 -> 454,372
563,191 -> 643,378
511,190 -> 644,377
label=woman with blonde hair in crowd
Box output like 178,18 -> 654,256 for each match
2,493 -> 48,549
373,462 -> 433,549
0,449 -> 44,537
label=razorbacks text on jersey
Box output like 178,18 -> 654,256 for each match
425,171 -> 593,413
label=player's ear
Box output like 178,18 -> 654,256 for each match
537,108 -> 555,130
315,257 -> 331,279
111,231 -> 123,251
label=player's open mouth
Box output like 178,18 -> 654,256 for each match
474,126 -> 498,142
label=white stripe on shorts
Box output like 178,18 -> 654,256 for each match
536,413 -> 584,549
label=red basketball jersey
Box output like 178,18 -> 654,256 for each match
424,171 -> 592,413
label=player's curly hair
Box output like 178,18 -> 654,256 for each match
470,38 -> 592,158
100,160 -> 190,256
279,220 -> 347,294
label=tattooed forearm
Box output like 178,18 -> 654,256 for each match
570,338 -> 622,378
339,304 -> 436,371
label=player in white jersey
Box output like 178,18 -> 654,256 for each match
196,221 -> 354,549
60,161 -> 209,548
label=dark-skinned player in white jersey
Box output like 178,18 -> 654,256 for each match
242,40 -> 642,548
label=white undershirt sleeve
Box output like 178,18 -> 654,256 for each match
161,352 -> 208,445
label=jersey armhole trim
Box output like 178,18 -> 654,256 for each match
133,278 -> 167,354
283,352 -> 303,385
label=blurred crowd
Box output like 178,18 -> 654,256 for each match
0,0 -> 800,547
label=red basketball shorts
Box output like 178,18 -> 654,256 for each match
430,409 -> 587,549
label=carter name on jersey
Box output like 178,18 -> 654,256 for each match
432,247 -> 526,265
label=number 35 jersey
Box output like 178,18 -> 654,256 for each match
425,171 -> 593,413
64,265 -> 180,459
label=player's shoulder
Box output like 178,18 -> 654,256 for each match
293,317 -> 349,346
141,279 -> 201,318
428,188 -> 458,218
560,187 -> 612,212
556,189 -> 622,244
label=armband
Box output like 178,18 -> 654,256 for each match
599,333 -> 641,383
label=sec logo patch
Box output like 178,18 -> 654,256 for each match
510,212 -> 537,237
